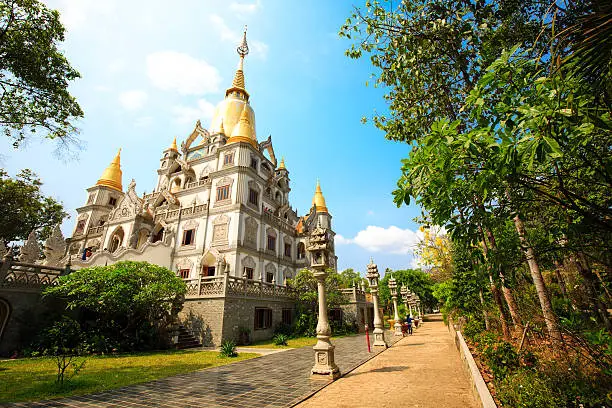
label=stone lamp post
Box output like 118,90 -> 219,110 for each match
366,258 -> 387,348
307,225 -> 340,380
388,275 -> 403,336
407,289 -> 414,318
400,286 -> 409,317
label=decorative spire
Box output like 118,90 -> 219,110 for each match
227,26 -> 250,97
96,149 -> 123,192
312,179 -> 328,213
219,119 -> 225,135
278,157 -> 286,170
169,137 -> 178,151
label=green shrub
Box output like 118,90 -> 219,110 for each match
462,318 -> 486,340
40,316 -> 86,385
272,334 -> 289,346
497,370 -> 564,408
219,340 -> 238,357
273,322 -> 293,337
482,340 -> 519,380
294,312 -> 317,337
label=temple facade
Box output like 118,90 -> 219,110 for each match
64,30 -> 337,345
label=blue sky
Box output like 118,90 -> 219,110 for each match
0,0 -> 424,275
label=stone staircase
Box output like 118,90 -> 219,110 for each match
176,325 -> 201,349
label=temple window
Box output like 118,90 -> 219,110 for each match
284,243 -> 291,257
216,185 -> 230,201
250,157 -> 258,170
266,272 -> 274,283
244,267 -> 254,280
297,242 -> 306,259
87,193 -> 95,204
75,220 -> 86,234
181,229 -> 195,246
254,308 -> 272,330
223,152 -> 234,166
248,188 -> 259,206
267,234 -> 276,252
179,269 -> 190,279
108,197 -> 117,206
282,309 -> 292,325
202,266 -> 216,277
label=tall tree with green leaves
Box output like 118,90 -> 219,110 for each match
0,169 -> 67,243
0,0 -> 83,147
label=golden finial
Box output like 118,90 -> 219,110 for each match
228,26 -> 249,96
312,179 -> 328,213
169,137 -> 178,151
219,120 -> 225,135
278,157 -> 286,170
96,148 -> 123,192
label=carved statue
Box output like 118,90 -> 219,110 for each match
128,230 -> 139,249
42,225 -> 67,267
163,225 -> 175,246
128,178 -> 136,192
19,230 -> 40,263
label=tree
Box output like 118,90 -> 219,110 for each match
415,225 -> 453,281
0,169 -> 67,243
43,261 -> 187,351
379,268 -> 436,311
0,0 -> 83,147
338,268 -> 368,289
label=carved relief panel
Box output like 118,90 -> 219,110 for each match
212,215 -> 229,246
244,217 -> 258,249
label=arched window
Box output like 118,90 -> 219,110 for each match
109,227 -> 124,253
171,178 -> 181,193
152,227 -> 164,243
297,242 -> 306,259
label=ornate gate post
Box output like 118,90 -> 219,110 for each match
307,225 -> 340,380
388,275 -> 403,336
366,259 -> 387,348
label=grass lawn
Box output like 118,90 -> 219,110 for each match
0,349 -> 258,404
247,333 -> 360,349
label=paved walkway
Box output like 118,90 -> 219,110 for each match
6,333 -> 401,408
296,315 -> 478,408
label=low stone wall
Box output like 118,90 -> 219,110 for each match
180,298 -> 226,347
448,319 -> 497,408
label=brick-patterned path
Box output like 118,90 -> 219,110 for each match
6,332 -> 401,408
295,315 -> 479,408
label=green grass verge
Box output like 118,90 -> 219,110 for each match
0,349 -> 258,404
247,333 -> 360,349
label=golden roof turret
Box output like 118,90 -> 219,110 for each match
278,157 -> 286,170
96,149 -> 123,192
228,104 -> 258,149
312,179 -> 328,213
169,137 -> 178,151
209,26 -> 257,141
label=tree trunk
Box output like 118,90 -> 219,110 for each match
575,252 -> 612,331
490,274 -> 510,339
553,259 -> 568,299
479,289 -> 490,330
513,214 -> 563,343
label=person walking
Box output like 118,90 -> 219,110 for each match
405,314 -> 413,335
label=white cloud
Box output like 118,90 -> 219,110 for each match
146,51 -> 222,95
208,14 -> 269,60
55,0 -> 116,30
338,226 -> 423,255
118,90 -> 148,110
172,99 -> 216,125
230,0 -> 262,15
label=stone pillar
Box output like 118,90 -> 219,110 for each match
308,225 -> 340,380
388,276 -> 403,336
366,259 -> 387,348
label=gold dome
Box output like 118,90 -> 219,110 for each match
228,105 -> 258,149
312,180 -> 328,213
96,149 -> 123,192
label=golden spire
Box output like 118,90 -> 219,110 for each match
226,26 -> 250,98
278,157 -> 286,170
312,179 -> 328,213
227,104 -> 258,148
96,149 -> 123,192
169,137 -> 178,151
219,120 -> 225,135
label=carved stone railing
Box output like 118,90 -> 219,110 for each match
154,204 -> 208,223
86,225 -> 105,236
143,191 -> 161,200
186,179 -> 211,190
262,212 -> 295,236
0,257 -> 71,291
341,287 -> 367,303
183,273 -> 294,300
